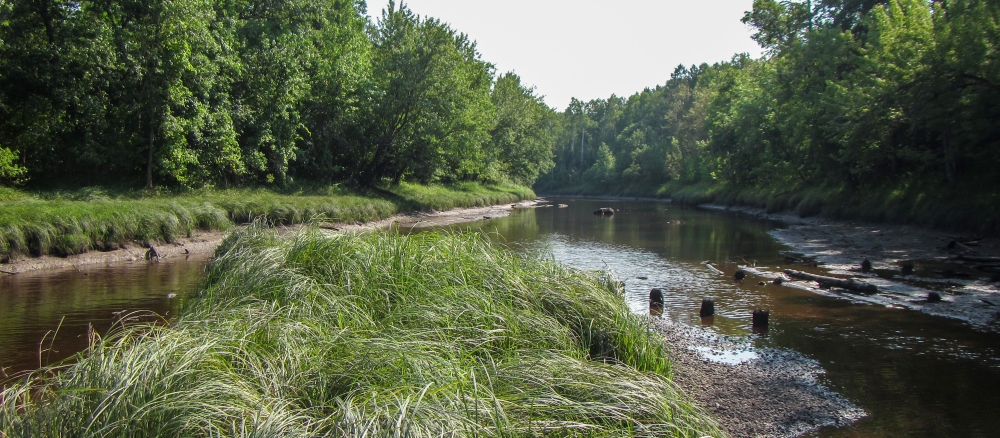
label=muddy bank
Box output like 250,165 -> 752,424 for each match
650,318 -> 865,438
0,200 -> 543,275
699,203 -> 1000,331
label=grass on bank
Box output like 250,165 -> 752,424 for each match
657,180 -> 1000,234
0,227 -> 723,437
0,182 -> 533,260
537,178 -> 1000,235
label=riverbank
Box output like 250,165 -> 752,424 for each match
0,198 -> 541,274
539,180 -> 1000,237
0,182 -> 533,265
701,203 -> 1000,332
650,318 -> 865,438
0,227 -> 723,437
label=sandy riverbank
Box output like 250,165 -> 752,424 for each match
0,200 -> 543,275
649,318 -> 865,438
698,204 -> 1000,332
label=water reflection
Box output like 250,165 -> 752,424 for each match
441,197 -> 1000,438
0,254 -> 209,376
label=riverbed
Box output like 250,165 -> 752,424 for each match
3,198 -> 1000,437
438,198 -> 1000,438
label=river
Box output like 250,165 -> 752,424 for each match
2,197 -> 1000,437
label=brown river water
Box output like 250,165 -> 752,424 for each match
2,197 -> 1000,437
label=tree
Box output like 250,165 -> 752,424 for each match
346,1 -> 494,186
0,146 -> 27,185
489,72 -> 555,185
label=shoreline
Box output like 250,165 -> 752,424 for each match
0,199 -> 543,275
649,318 -> 865,438
537,194 -> 1000,331
699,203 -> 1000,332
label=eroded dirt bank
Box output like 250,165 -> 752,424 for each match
700,204 -> 1000,332
0,200 -> 542,275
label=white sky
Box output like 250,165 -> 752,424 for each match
367,0 -> 763,110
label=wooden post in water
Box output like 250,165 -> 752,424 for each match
649,288 -> 664,316
901,263 -> 915,275
752,310 -> 769,328
649,288 -> 664,305
699,299 -> 715,317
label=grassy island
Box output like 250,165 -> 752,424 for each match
0,183 -> 532,261
0,227 -> 721,437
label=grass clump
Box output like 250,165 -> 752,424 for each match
0,227 -> 722,437
0,183 -> 533,260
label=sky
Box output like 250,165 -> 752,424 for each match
366,0 -> 764,110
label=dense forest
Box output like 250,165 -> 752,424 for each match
0,0 -> 555,189
539,0 -> 1000,227
3,0 -> 999,230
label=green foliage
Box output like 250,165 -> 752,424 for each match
0,147 -> 27,185
489,73 -> 556,185
0,0 -> 555,190
542,0 -> 1000,233
0,228 -> 723,437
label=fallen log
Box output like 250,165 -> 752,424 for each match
955,254 -> 1000,263
703,261 -> 724,276
738,265 -> 786,281
783,269 -> 879,294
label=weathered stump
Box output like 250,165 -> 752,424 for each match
752,310 -> 769,328
699,299 -> 715,317
901,263 -> 914,275
649,288 -> 664,306
145,246 -> 160,263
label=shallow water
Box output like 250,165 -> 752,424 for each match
439,198 -> 1000,438
0,254 -> 209,377
3,198 -> 1000,436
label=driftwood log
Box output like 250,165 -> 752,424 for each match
954,254 -> 1000,263
703,262 -> 724,275
783,269 -> 879,294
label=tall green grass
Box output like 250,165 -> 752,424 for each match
0,182 -> 533,260
0,227 -> 722,437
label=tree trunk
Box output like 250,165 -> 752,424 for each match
943,130 -> 956,183
146,120 -> 154,189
